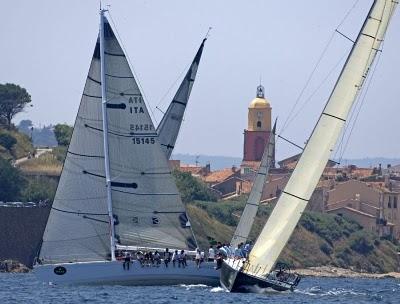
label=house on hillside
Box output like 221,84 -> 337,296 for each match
325,179 -> 398,239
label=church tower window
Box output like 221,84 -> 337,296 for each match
257,121 -> 262,128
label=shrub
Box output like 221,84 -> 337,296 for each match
0,156 -> 26,201
349,232 -> 374,255
172,170 -> 218,203
0,132 -> 17,150
320,242 -> 333,255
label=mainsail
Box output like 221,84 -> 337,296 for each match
231,121 -> 276,249
39,15 -> 197,264
157,39 -> 206,159
247,0 -> 397,276
39,40 -> 110,263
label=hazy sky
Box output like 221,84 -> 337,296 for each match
1,0 -> 399,160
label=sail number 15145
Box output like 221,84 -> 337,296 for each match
132,137 -> 155,145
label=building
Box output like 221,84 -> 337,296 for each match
240,85 -> 275,175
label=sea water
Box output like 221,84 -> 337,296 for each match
0,273 -> 399,303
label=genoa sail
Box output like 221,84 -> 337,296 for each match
157,39 -> 206,159
39,16 -> 198,264
231,121 -> 276,249
247,0 -> 397,276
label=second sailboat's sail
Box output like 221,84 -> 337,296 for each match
246,0 -> 397,276
157,39 -> 206,159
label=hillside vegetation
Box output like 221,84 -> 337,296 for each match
0,128 -> 34,160
187,197 -> 400,273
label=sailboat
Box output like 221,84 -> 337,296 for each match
220,0 -> 397,292
34,9 -> 219,286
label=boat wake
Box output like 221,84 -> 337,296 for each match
179,284 -> 209,291
209,287 -> 227,293
295,286 -> 366,297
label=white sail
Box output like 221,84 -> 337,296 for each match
157,39 -> 206,159
247,0 -> 397,276
39,39 -> 110,263
231,121 -> 276,249
101,18 -> 197,250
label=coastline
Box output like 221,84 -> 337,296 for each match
295,266 -> 400,279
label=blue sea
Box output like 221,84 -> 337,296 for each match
0,273 -> 399,303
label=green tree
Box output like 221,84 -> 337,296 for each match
0,156 -> 26,201
54,124 -> 73,146
172,170 -> 218,203
0,131 -> 17,151
0,83 -> 32,128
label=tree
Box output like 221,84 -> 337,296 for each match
17,119 -> 33,134
54,124 -> 73,146
0,156 -> 26,202
0,83 -> 32,128
0,131 -> 17,151
172,170 -> 218,203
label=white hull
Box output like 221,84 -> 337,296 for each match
34,260 -> 220,286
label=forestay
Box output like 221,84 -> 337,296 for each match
101,18 -> 197,250
157,39 -> 206,159
231,121 -> 276,249
247,0 -> 397,276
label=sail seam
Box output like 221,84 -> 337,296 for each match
83,93 -> 102,99
112,188 -> 179,196
322,112 -> 346,122
52,207 -> 108,216
105,73 -> 134,79
87,76 -> 101,85
172,100 -> 187,107
104,51 -> 125,57
67,151 -> 104,158
282,191 -> 309,202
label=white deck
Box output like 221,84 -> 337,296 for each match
34,260 -> 220,286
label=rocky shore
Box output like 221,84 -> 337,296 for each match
295,266 -> 400,279
0,260 -> 30,273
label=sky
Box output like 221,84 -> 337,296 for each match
1,0 -> 399,160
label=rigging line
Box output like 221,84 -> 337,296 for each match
107,12 -> 158,125
338,44 -> 383,165
336,4 -> 389,164
285,52 -> 348,129
279,31 -> 336,136
279,0 -> 360,137
155,56 -> 192,109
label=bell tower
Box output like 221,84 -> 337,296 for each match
241,85 -> 275,174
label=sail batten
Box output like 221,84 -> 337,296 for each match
157,39 -> 206,159
247,0 -> 397,276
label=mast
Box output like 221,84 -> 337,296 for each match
246,0 -> 397,276
100,8 -> 116,261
